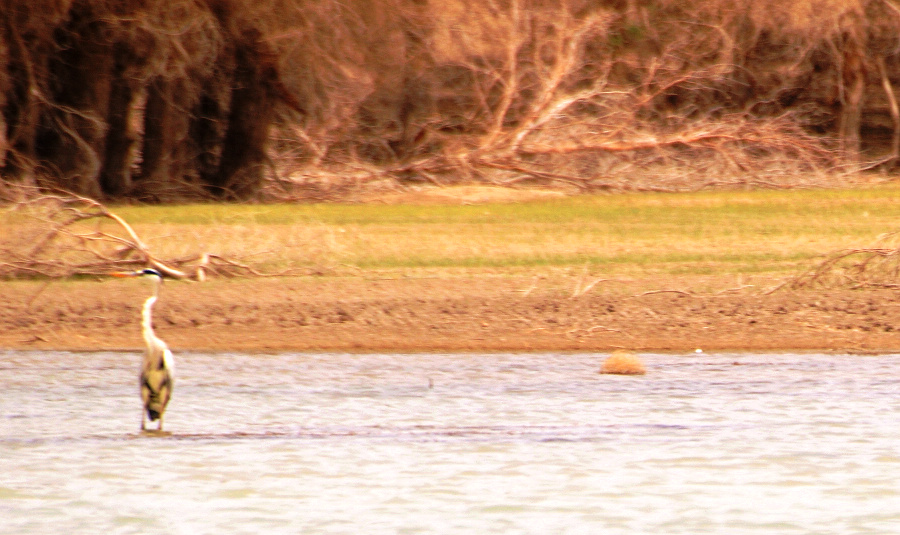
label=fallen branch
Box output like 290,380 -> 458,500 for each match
272,110 -> 846,200
0,193 -> 270,280
566,324 -> 626,338
788,231 -> 900,289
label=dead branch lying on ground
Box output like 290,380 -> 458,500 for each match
270,112 -> 853,202
0,194 -> 278,279
787,231 -> 900,290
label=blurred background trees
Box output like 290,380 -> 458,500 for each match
1,0 -> 899,202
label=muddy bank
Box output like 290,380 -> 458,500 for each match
3,275 -> 900,353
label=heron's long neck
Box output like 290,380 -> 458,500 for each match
141,287 -> 161,350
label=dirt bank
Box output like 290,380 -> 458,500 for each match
3,273 -> 900,353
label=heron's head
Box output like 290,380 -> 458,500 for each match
111,268 -> 164,282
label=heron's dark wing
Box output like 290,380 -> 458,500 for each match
140,354 -> 174,420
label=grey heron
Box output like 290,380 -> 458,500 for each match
112,268 -> 175,431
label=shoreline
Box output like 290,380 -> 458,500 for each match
4,275 -> 900,353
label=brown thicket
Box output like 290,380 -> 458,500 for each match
2,0 -> 900,202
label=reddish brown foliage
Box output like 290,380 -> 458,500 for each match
2,0 -> 900,202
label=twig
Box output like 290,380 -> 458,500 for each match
566,324 -> 625,338
572,269 -> 609,298
632,289 -> 694,298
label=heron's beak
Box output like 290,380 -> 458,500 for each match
110,271 -> 138,278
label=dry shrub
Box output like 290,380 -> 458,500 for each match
789,230 -> 900,289
600,350 -> 647,376
269,0 -> 898,201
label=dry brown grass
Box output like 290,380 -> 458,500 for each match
600,351 -> 647,375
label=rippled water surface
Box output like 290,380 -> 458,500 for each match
2,351 -> 900,534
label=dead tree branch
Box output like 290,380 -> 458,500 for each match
788,230 -> 900,289
0,194 -> 263,279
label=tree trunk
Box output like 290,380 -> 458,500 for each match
191,86 -> 229,191
0,15 -> 46,184
876,56 -> 900,165
38,10 -> 114,197
98,69 -> 136,197
140,77 -> 194,197
838,25 -> 866,165
209,31 -> 277,200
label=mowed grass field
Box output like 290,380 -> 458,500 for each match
89,185 -> 900,279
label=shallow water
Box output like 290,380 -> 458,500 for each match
2,351 -> 899,534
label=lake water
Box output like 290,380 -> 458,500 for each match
2,351 -> 899,534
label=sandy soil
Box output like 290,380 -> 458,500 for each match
4,273 -> 900,353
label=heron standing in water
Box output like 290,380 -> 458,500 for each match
112,268 -> 175,431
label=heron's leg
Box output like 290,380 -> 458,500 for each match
141,412 -> 146,431
158,415 -> 164,431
